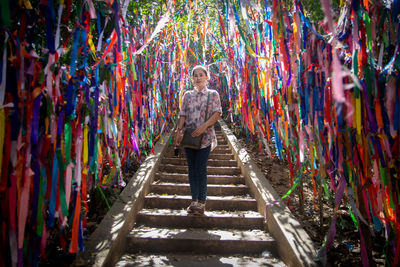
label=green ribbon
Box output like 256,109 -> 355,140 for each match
0,0 -> 11,27
281,178 -> 299,199
379,162 -> 388,186
363,12 -> 372,52
110,57 -> 129,67
348,207 -> 359,230
322,176 -> 330,198
65,122 -> 72,164
56,149 -> 68,217
97,186 -> 111,210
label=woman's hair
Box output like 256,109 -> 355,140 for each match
191,65 -> 209,77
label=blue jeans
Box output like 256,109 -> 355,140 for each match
184,145 -> 211,202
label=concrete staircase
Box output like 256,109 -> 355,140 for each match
115,129 -> 285,266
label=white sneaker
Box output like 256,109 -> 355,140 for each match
186,201 -> 198,213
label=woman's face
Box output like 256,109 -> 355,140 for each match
192,69 -> 208,90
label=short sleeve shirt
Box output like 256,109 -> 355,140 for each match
179,88 -> 222,150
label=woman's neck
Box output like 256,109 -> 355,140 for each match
196,85 -> 206,92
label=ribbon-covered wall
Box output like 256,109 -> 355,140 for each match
0,0 -> 185,265
211,0 -> 399,266
0,0 -> 399,266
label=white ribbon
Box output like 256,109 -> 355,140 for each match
133,12 -> 170,56
55,4 -> 63,50
86,0 -> 97,19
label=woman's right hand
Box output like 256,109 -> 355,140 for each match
174,129 -> 184,146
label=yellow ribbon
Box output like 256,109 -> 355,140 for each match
246,45 -> 269,59
88,35 -> 98,60
356,97 -> 361,135
23,0 -> 32,9
83,125 -> 88,166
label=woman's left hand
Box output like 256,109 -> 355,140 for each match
192,123 -> 208,137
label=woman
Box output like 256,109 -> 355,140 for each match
174,65 -> 222,215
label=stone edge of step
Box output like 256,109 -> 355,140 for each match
115,253 -> 285,267
150,182 -> 248,188
218,119 -> 318,267
137,208 -> 264,218
128,227 -> 275,242
144,194 -> 255,201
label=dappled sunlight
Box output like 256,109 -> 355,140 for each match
220,119 -> 316,266
1,0 -> 397,265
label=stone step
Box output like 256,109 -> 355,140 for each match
216,141 -> 227,145
170,151 -> 233,160
208,153 -> 234,160
126,227 -> 277,255
116,253 -> 285,267
159,164 -> 241,175
212,147 -> 231,153
150,183 -> 249,196
144,195 -> 257,211
176,142 -> 228,147
154,173 -> 245,185
172,152 -> 232,160
162,157 -> 237,167
136,209 -> 264,230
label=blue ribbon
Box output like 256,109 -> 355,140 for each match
48,153 -> 58,228
271,121 -> 283,160
65,79 -> 76,119
81,28 -> 88,70
70,28 -> 81,77
45,0 -> 56,53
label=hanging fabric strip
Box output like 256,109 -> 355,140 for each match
45,0 -> 56,54
0,108 -> 4,179
133,12 -> 171,56
86,0 -> 97,19
18,168 -> 33,249
56,148 -> 68,219
70,28 -> 81,76
93,30 -> 117,68
97,17 -> 109,52
69,190 -> 81,253
332,51 -> 345,103
0,0 -> 11,27
8,167 -> 18,265
55,3 -> 63,50
48,152 -> 59,228
0,32 -> 8,107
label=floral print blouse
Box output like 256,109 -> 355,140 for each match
179,88 -> 222,150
